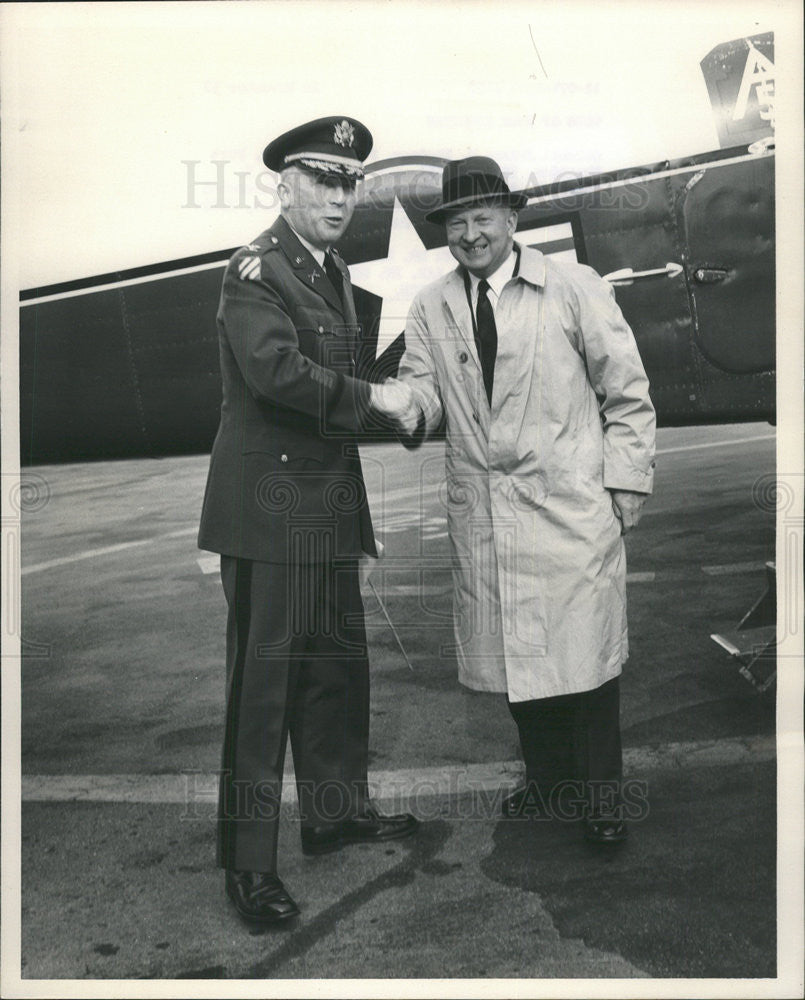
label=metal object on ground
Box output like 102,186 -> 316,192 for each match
367,578 -> 415,672
711,562 -> 776,692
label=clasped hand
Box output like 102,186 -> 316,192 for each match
370,378 -> 420,437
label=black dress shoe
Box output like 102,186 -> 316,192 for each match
225,870 -> 300,924
301,806 -> 419,856
300,823 -> 343,856
584,817 -> 628,844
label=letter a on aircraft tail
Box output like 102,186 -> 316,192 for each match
700,33 -> 775,149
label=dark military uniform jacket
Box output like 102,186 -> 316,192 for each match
198,215 -> 377,563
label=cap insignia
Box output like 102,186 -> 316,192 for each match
333,119 -> 355,148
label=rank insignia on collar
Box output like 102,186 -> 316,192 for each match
237,255 -> 261,281
294,255 -> 305,265
309,271 -> 319,282
333,120 -> 355,147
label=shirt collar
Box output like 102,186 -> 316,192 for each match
285,220 -> 326,267
467,247 -> 518,300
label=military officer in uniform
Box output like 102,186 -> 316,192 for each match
198,117 -> 417,925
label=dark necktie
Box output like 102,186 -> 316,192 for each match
475,279 -> 497,404
324,250 -> 344,305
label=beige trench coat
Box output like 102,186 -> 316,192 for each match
398,244 -> 656,702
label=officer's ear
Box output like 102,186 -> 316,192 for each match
507,210 -> 518,237
277,168 -> 297,210
277,181 -> 292,210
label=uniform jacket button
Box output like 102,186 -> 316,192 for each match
458,351 -> 468,363
318,325 -> 325,334
280,454 -> 288,463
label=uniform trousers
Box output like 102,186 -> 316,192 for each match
217,554 -> 370,873
507,676 -> 623,819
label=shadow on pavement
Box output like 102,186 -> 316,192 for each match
480,759 -> 776,978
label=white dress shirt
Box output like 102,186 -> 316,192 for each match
467,248 -> 518,318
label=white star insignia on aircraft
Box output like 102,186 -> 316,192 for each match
349,197 -> 454,358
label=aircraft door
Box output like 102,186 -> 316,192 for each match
679,152 -> 775,374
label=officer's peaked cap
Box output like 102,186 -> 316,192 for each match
263,116 -> 373,179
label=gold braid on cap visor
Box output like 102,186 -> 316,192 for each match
283,152 -> 364,178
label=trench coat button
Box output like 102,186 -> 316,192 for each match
458,351 -> 468,363
280,454 -> 288,463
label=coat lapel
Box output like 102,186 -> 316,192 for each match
270,216 -> 343,315
494,243 -> 546,427
441,269 -> 481,371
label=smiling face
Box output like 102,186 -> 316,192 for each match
444,202 -> 517,278
278,166 -> 358,250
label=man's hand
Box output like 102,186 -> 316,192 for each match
370,379 -> 420,436
610,490 -> 647,534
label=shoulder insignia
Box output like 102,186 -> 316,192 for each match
245,243 -> 262,252
237,255 -> 262,282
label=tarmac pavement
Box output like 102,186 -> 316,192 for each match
8,422 -> 794,991
20,751 -> 774,980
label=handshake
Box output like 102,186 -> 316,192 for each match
369,378 -> 421,437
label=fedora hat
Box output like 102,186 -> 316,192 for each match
425,156 -> 528,224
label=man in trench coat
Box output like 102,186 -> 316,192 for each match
198,117 -> 418,925
392,156 -> 656,843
